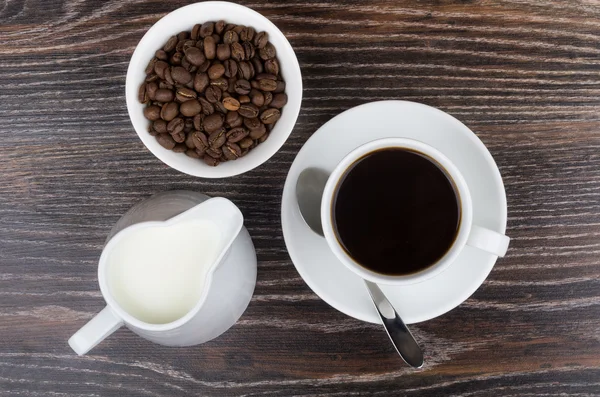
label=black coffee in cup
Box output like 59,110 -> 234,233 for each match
332,148 -> 461,276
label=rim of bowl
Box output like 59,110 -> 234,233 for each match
125,1 -> 303,178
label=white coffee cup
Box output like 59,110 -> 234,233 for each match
320,138 -> 509,286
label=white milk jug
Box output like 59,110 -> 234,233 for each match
69,192 -> 256,355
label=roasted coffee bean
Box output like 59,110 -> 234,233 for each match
192,131 -> 209,150
223,30 -> 239,44
171,51 -> 184,65
243,117 -> 261,131
214,100 -> 228,114
186,149 -> 201,158
251,56 -> 264,74
167,117 -> 185,135
177,31 -> 189,41
274,80 -> 285,93
147,82 -> 159,101
223,59 -> 238,78
240,26 -> 255,42
175,87 -> 197,102
173,143 -> 187,153
193,114 -> 203,130
208,63 -> 225,79
154,88 -> 174,102
191,24 -> 202,40
203,113 -> 224,132
260,108 -> 280,124
270,93 -> 287,108
253,31 -> 268,49
223,142 -> 242,160
143,105 -> 161,121
185,132 -> 196,149
206,147 -> 222,159
172,131 -> 186,143
249,123 -> 267,139
226,127 -> 248,142
264,59 -> 280,75
203,36 -> 216,59
210,77 -> 228,91
259,42 -> 276,60
160,102 -> 179,121
249,89 -> 265,107
215,20 -> 226,35
226,111 -> 243,128
205,85 -> 222,103
232,25 -> 244,34
175,39 -> 186,53
180,99 -> 202,117
138,83 -> 148,103
154,60 -> 169,79
197,60 -> 211,73
183,40 -> 196,52
258,132 -> 269,143
208,128 -> 227,148
164,67 -> 174,85
227,77 -> 236,93
164,36 -> 178,52
184,47 -> 206,66
216,44 -> 230,61
238,95 -> 250,104
156,134 -> 176,150
230,42 -> 244,61
145,58 -> 157,75
193,72 -> 210,92
198,97 -> 214,115
171,66 -> 192,84
156,49 -> 168,61
238,103 -> 259,118
153,120 -> 168,134
148,125 -> 159,136
263,91 -> 273,107
238,61 -> 253,80
239,137 -> 254,149
181,57 -> 191,71
184,118 -> 194,133
223,97 -> 240,111
204,156 -> 219,166
145,74 -> 159,83
243,42 -> 255,60
156,134 -> 177,149
200,21 -> 214,38
259,78 -> 277,92
234,79 -> 251,95
212,33 -> 221,44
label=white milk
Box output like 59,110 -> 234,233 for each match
106,219 -> 222,324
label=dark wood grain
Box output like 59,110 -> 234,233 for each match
1,0 -> 599,395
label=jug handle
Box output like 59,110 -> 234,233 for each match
68,306 -> 123,355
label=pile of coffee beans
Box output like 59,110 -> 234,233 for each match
139,21 -> 287,166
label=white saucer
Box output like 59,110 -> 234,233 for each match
281,101 -> 507,324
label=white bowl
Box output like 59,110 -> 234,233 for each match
126,1 -> 302,178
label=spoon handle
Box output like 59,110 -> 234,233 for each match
364,280 -> 424,368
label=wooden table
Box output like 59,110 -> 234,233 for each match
1,1 -> 599,395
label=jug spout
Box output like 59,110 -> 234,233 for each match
181,197 -> 244,263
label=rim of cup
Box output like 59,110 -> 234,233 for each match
125,1 -> 303,178
320,137 -> 474,286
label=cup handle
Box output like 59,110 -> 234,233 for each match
68,306 -> 123,355
466,225 -> 510,257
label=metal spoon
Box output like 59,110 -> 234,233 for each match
296,167 -> 424,368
